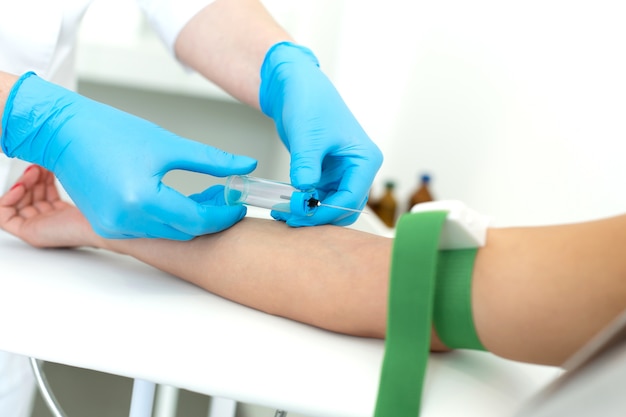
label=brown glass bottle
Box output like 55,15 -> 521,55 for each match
407,173 -> 434,212
377,181 -> 398,228
366,188 -> 380,216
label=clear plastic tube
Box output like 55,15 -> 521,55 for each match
224,175 -> 318,216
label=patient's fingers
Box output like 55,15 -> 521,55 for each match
8,166 -> 60,212
27,166 -> 61,206
0,165 -> 84,248
14,164 -> 41,188
0,184 -> 26,230
31,168 -> 62,214
0,166 -> 60,226
3,165 -> 39,210
0,184 -> 39,223
0,182 -> 26,207
43,168 -> 61,202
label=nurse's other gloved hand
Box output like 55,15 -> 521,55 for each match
260,42 -> 383,227
0,72 -> 257,239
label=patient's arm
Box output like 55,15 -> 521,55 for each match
0,165 -> 393,340
2,165 -> 626,366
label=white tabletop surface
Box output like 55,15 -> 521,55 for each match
0,212 -> 561,417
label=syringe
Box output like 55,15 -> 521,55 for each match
224,175 -> 366,217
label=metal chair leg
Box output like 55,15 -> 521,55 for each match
128,379 -> 156,417
154,385 -> 180,417
207,396 -> 237,417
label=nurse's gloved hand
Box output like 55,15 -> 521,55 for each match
260,42 -> 383,227
1,72 -> 257,239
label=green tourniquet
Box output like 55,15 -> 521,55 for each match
434,249 -> 486,350
374,211 -> 447,417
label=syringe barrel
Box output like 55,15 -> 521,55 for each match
224,175 -> 317,215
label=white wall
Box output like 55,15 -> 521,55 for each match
333,0 -> 626,227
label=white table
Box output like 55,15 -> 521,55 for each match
0,214 -> 561,417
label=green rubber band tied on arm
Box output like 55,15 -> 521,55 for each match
434,249 -> 485,351
374,211 -> 484,417
374,211 -> 447,417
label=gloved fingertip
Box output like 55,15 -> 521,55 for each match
291,165 -> 320,191
231,204 -> 248,223
286,217 -> 316,228
189,185 -> 225,204
239,205 -> 248,220
201,147 -> 258,175
211,205 -> 247,234
234,154 -> 258,171
270,210 -> 289,222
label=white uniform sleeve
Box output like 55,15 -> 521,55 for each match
135,0 -> 216,56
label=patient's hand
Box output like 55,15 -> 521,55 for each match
0,165 -> 95,248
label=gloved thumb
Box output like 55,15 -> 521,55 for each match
167,140 -> 257,177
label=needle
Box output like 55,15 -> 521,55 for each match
308,198 -> 367,214
318,202 -> 367,214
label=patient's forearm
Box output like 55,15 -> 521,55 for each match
100,217 -> 393,339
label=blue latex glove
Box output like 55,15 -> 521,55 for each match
1,73 -> 257,239
260,42 -> 383,227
